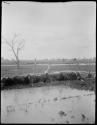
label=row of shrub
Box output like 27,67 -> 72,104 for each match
1,72 -> 93,89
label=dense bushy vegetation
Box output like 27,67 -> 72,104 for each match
87,72 -> 93,78
1,72 -> 95,90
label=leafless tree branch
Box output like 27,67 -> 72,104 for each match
4,34 -> 25,70
2,1 -> 10,4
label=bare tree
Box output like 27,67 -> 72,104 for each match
3,34 -> 25,71
2,1 -> 10,4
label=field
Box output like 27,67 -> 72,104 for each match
1,63 -> 96,77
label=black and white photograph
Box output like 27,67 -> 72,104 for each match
1,1 -> 96,124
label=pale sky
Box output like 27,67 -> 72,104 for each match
1,1 -> 96,60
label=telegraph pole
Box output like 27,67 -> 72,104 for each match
34,58 -> 37,75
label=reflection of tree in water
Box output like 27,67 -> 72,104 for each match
14,92 -> 19,104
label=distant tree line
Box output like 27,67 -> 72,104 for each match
1,58 -> 96,65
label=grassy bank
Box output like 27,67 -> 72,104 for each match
1,72 -> 95,91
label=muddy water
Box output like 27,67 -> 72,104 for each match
1,85 -> 95,123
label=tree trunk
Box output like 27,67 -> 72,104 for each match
16,60 -> 20,75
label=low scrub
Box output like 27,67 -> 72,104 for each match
1,72 -> 94,90
87,72 -> 92,78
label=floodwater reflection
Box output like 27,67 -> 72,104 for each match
1,85 -> 95,123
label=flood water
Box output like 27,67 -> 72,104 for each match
1,85 -> 95,123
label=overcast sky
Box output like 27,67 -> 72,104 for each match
2,1 -> 96,60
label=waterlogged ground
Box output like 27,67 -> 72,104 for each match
1,85 -> 95,124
